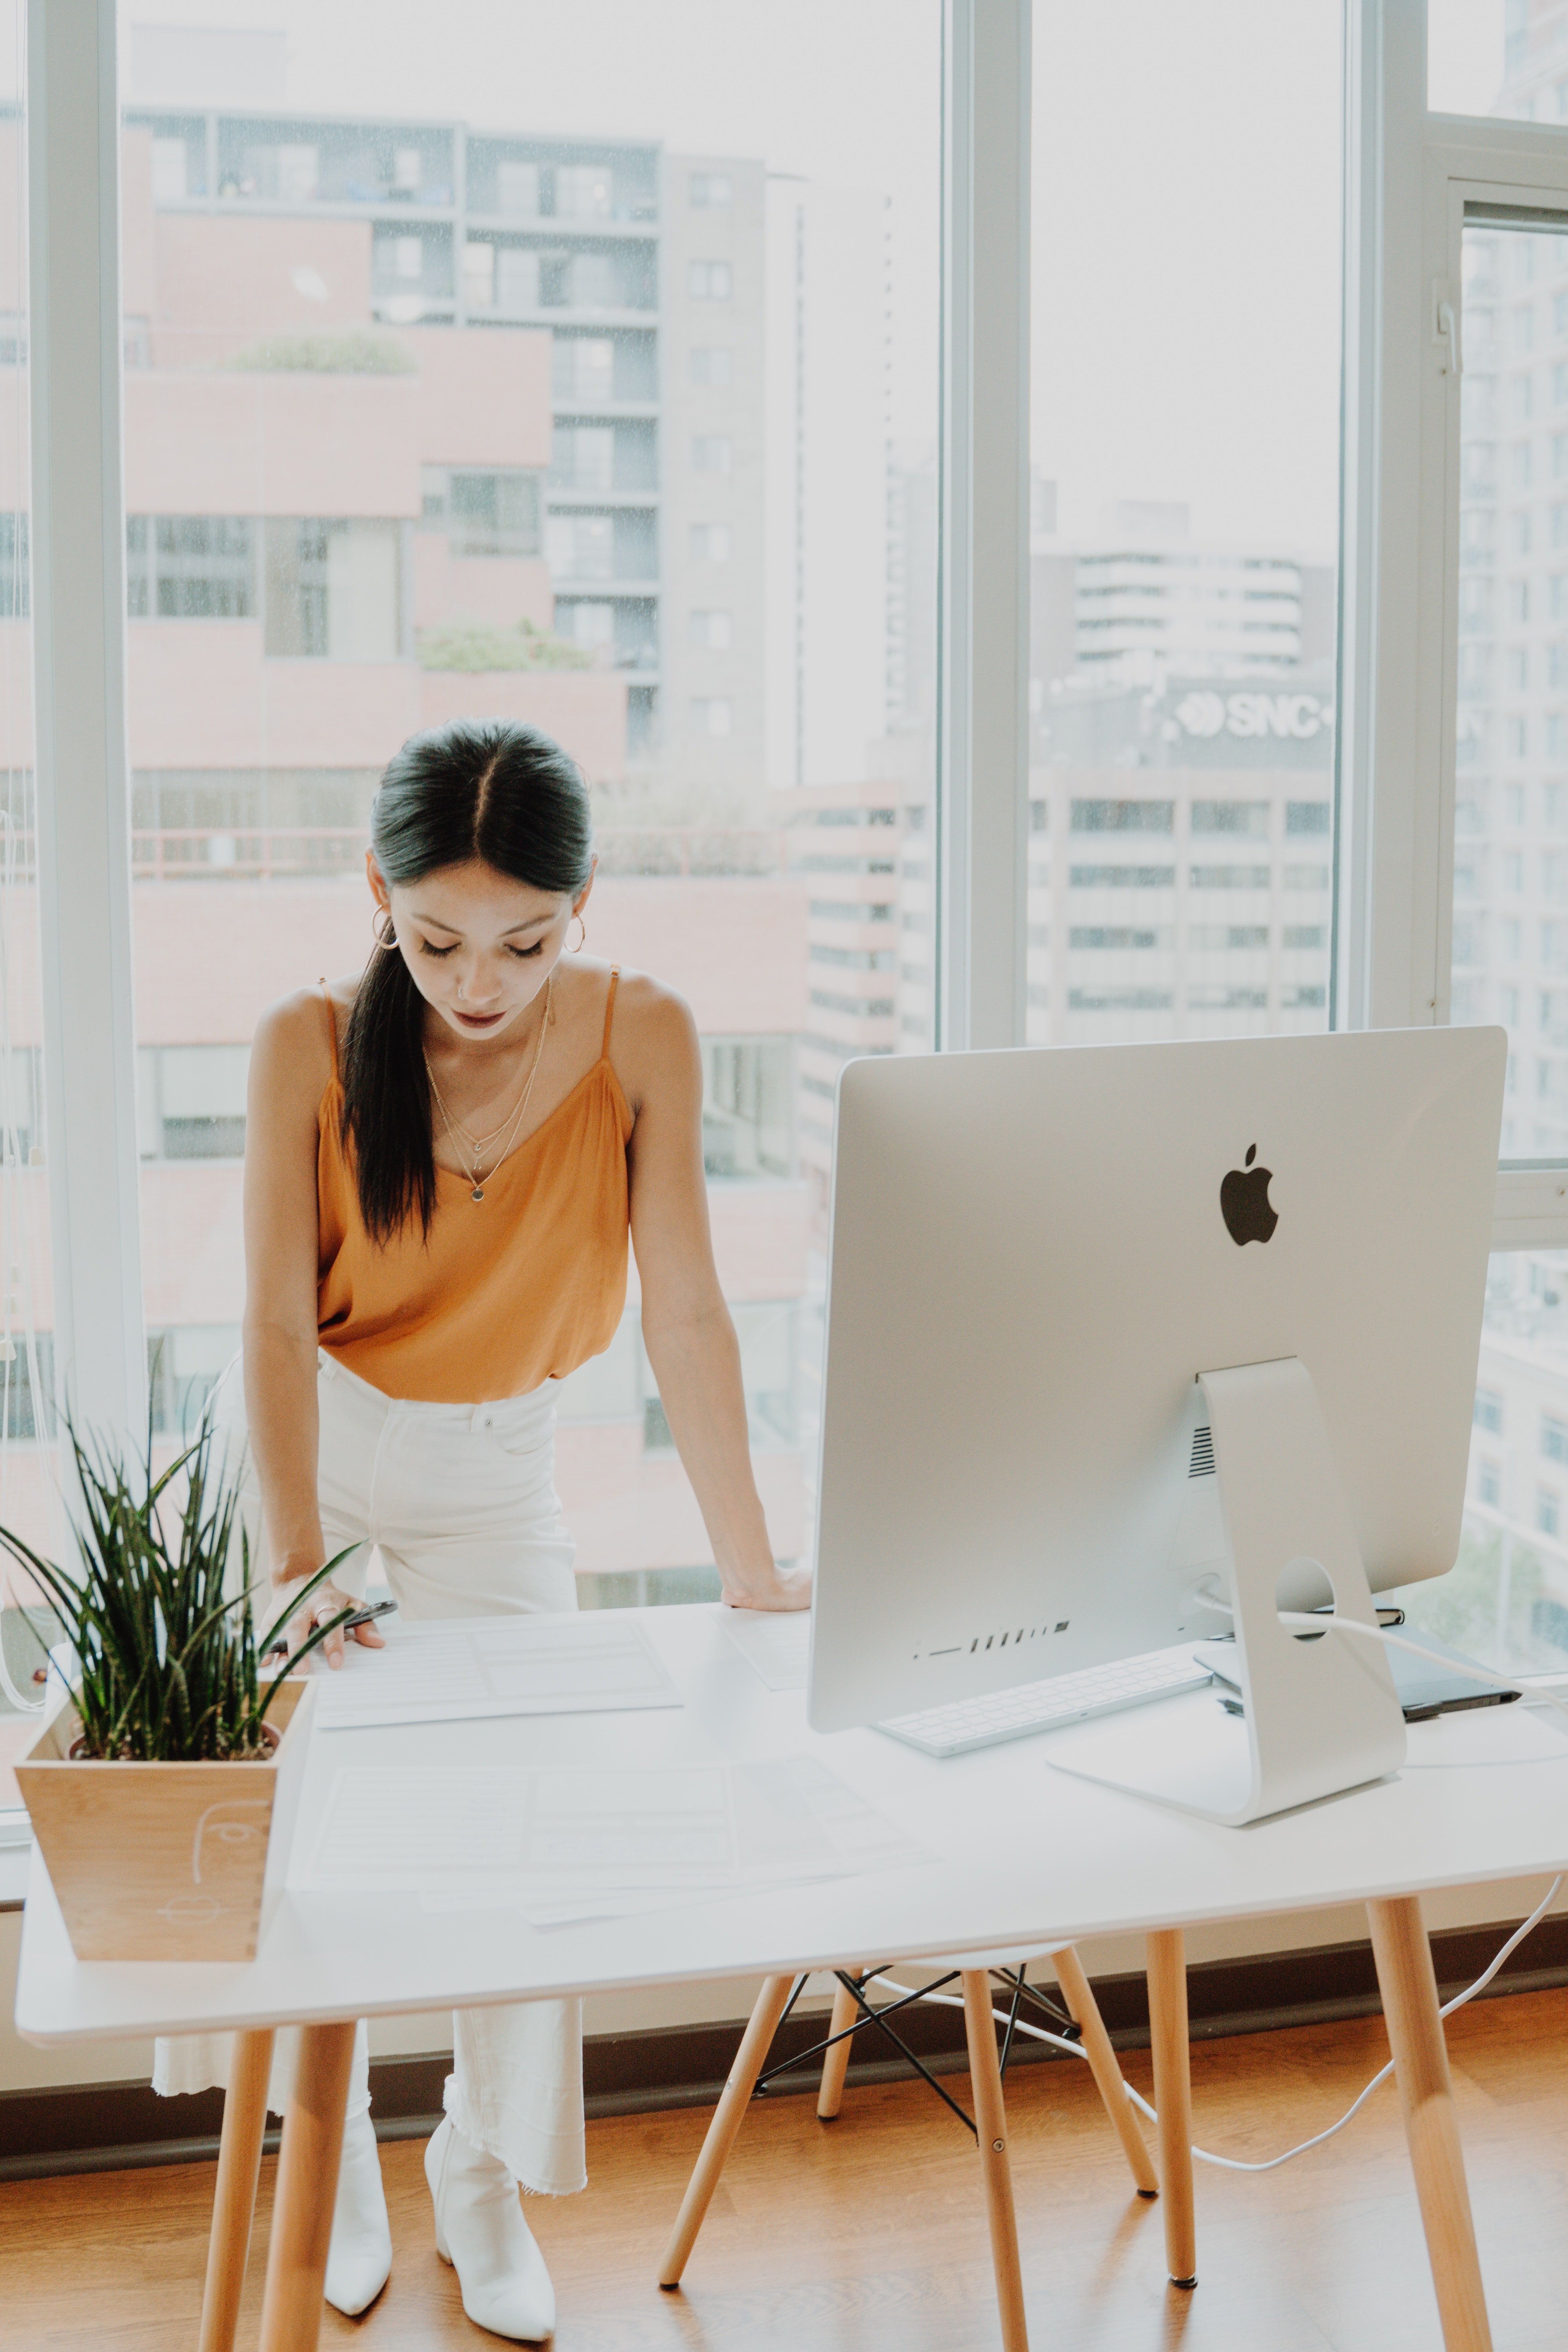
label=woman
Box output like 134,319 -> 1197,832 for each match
154,719 -> 805,2341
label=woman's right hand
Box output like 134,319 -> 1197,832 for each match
269,1570 -> 386,1671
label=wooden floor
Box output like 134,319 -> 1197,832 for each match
4,1985 -> 1568,2351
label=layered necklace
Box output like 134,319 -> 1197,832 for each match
424,974 -> 554,1204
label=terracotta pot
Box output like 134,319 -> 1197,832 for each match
16,1677 -> 318,1962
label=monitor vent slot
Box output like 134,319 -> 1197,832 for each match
1189,1426 -> 1216,1479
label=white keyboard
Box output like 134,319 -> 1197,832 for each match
876,1645 -> 1214,1759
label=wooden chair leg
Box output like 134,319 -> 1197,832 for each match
1146,1929 -> 1196,2288
817,1969 -> 862,2120
962,1970 -> 1029,2352
1367,1896 -> 1494,2352
659,1973 -> 797,2289
197,2028 -> 274,2352
1048,1945 -> 1158,2198
255,2020 -> 358,2352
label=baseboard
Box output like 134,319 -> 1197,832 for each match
5,1911 -> 1568,2182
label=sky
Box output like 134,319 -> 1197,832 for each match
0,0 -> 1517,565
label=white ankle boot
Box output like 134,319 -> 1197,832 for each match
425,2114 -> 555,2341
324,2109 -> 393,2316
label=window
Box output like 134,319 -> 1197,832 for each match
262,521 -> 402,660
137,1047 -> 250,1160
80,1 -> 941,1634
1188,925 -> 1269,951
550,426 -> 615,494
1475,1388 -> 1504,1435
127,517 -> 254,617
463,241 -> 495,306
701,1040 -> 791,1178
552,337 -> 615,401
1191,801 -> 1269,837
422,469 -> 541,557
1070,800 -> 1174,833
1545,1414 -> 1568,1464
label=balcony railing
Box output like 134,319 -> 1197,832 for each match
0,826 -> 799,883
111,827 -> 794,881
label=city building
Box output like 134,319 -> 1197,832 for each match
120,84 -> 769,797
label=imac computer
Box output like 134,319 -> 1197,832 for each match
806,1025 -> 1506,1824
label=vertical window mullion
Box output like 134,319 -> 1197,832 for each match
1336,0 -> 1433,1036
940,0 -> 1030,1052
28,0 -> 145,1440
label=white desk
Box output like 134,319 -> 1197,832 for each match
16,1603 -> 1568,2352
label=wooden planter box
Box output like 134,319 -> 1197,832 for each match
16,1677 -> 319,1962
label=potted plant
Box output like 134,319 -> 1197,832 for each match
5,1406 -> 352,1962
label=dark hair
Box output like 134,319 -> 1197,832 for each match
342,719 -> 593,1242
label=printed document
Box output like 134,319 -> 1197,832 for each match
715,1604 -> 810,1691
311,1612 -> 681,1730
297,1754 -> 929,1922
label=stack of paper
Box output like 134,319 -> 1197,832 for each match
312,1613 -> 682,1730
295,1754 -> 929,1925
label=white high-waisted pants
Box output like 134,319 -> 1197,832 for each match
151,1350 -> 587,2196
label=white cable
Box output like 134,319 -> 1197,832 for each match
862,1872 -> 1563,2173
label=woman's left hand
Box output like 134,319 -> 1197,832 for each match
721,1560 -> 812,1612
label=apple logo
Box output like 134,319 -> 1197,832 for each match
1220,1144 -> 1278,1247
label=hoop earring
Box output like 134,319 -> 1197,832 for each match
372,909 -> 397,951
570,914 -> 587,952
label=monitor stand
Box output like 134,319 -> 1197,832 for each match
1045,1355 -> 1407,1826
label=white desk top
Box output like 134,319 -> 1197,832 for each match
16,1603 -> 1568,2046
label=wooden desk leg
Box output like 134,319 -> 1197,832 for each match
1146,1929 -> 1196,2288
962,1970 -> 1029,2352
255,2020 -> 357,2352
197,2028 -> 274,2352
1367,1896 -> 1494,2352
659,1973 -> 797,2289
1049,1946 -> 1158,2198
817,1969 -> 861,2120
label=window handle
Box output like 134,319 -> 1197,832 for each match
1435,289 -> 1461,379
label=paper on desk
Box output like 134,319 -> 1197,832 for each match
296,1753 -> 929,1924
714,1604 -> 810,1691
311,1612 -> 681,1730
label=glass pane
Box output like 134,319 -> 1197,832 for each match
1448,217 -> 1568,1151
1028,2 -> 1341,1051
1389,1249 -> 1568,1676
0,0 -> 56,1821
1429,0 -> 1550,125
122,7 -> 939,1606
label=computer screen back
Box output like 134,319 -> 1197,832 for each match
808,1025 -> 1505,1732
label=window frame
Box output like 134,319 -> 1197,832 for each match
1356,24 -> 1568,1246
28,0 -> 1538,1439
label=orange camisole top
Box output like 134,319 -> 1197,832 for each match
316,970 -> 633,1405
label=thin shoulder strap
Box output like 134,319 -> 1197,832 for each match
601,966 -> 621,1060
318,980 -> 341,1081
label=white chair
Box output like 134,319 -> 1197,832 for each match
658,1939 -> 1158,2352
